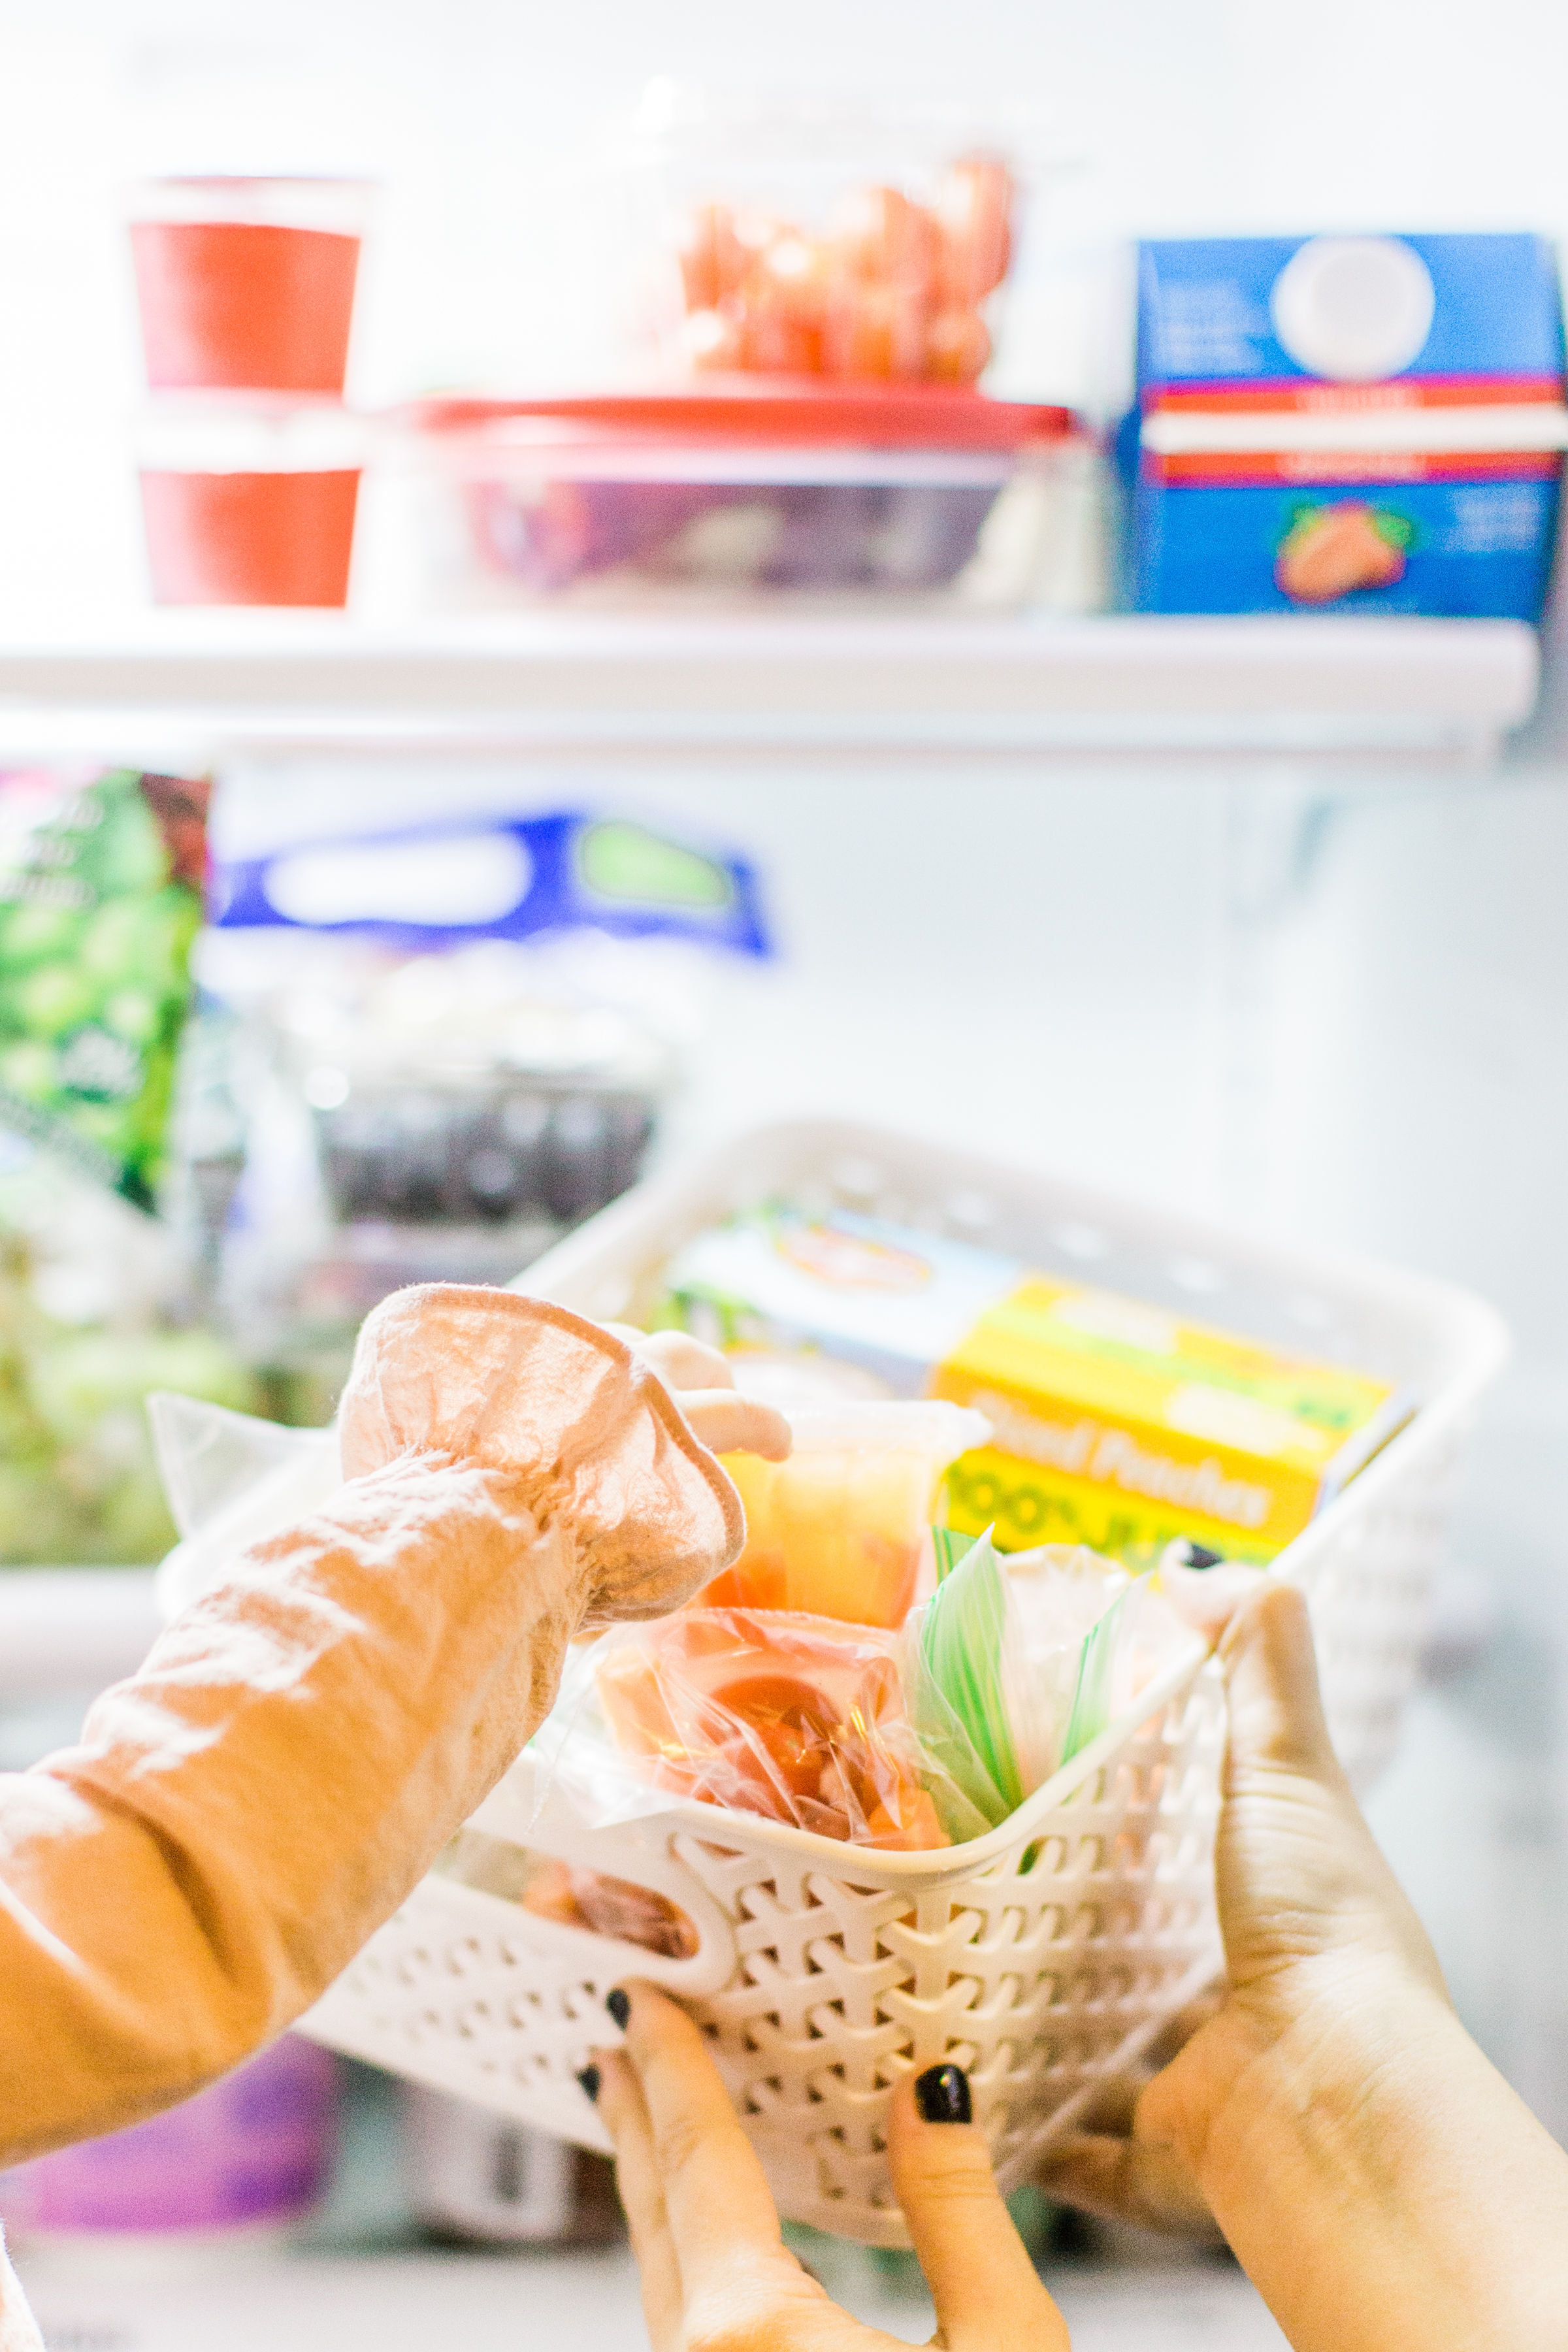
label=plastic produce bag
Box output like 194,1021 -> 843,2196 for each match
0,1179 -> 261,1565
702,1399 -> 990,1628
0,765 -> 210,1209
148,1389 -> 341,1618
593,1606 -> 988,1850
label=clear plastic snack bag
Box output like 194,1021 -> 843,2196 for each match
435,1829 -> 701,1961
902,1530 -> 1188,1835
702,1399 -> 990,1628
901,1528 -> 1054,1832
591,1605 -> 990,1851
1005,1541 -> 1192,1760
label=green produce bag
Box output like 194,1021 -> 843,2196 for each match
0,766 -> 210,1211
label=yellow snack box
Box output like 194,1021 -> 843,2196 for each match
667,1207 -> 1408,1569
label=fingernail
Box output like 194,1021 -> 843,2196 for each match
576,2064 -> 601,2104
914,2063 -> 972,2125
606,1987 -> 630,2032
1161,1537 -> 1226,1573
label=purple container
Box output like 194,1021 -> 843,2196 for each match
0,2038 -> 338,2238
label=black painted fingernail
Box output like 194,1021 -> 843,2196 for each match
576,2064 -> 600,2104
1171,1539 -> 1224,1571
606,1987 -> 630,2031
914,2063 -> 972,2125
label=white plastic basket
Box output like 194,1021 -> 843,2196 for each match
300,1120 -> 1507,2244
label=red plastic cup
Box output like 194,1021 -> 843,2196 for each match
127,178 -> 373,395
138,402 -> 365,607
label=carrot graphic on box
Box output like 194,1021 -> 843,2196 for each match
1275,500 -> 1413,603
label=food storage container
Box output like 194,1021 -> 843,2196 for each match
625,90 -> 1050,389
391,385 -> 1092,611
127,176 -> 372,397
138,400 -> 365,608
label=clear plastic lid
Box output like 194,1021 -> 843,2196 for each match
125,177 -> 376,235
783,1399 -> 992,1456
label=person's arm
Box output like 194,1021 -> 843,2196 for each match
0,1286 -> 787,2164
1040,1576 -> 1568,2352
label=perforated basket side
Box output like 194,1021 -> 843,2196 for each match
304,1643 -> 1222,2247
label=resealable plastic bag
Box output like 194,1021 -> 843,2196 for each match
591,1605 -> 990,1850
902,1531 -> 1187,1835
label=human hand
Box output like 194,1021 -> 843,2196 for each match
605,1324 -> 792,1464
1039,1569 -> 1450,2234
587,1982 -> 1070,2352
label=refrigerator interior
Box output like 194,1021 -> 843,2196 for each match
3,0 -> 1568,2342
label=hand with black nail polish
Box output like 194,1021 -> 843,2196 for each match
583,1981 -> 1070,2352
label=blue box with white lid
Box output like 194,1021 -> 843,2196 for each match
1124,233 -> 1567,617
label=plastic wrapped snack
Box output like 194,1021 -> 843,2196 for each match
436,1829 -> 700,1961
594,1607 -> 977,1850
904,1532 -> 1188,1833
701,1399 -> 990,1628
1008,1541 -> 1192,1761
902,1529 -> 1054,1831
520,1857 -> 700,1961
666,150 -> 1018,385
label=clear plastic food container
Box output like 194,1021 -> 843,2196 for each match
391,386 -> 1093,611
624,90 -> 1050,389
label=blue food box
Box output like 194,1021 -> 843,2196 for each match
1126,234 -> 1567,617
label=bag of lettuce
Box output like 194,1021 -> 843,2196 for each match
0,766 -> 208,1211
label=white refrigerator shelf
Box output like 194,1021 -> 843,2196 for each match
0,610 -> 1539,765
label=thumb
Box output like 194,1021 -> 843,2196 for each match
1217,1580 -> 1347,1795
886,2067 -> 1070,2352
1212,1581 -> 1448,2002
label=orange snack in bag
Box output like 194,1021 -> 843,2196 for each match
595,1608 -> 947,1850
522,1858 -> 699,1959
831,184 -> 940,290
676,203 -> 749,313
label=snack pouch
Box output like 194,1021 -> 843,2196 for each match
704,1400 -> 990,1628
1007,1541 -> 1192,1760
0,766 -> 210,1208
904,1533 -> 1188,1834
593,1606 -> 986,1850
435,1831 -> 700,1961
902,1529 -> 1053,1831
